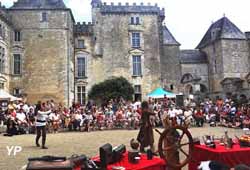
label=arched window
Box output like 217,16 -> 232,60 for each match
200,84 -> 208,93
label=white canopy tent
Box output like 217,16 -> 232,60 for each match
0,89 -> 22,101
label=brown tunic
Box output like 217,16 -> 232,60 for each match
137,109 -> 154,147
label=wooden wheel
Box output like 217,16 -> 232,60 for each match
157,126 -> 194,169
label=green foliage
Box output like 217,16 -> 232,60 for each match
88,77 -> 134,102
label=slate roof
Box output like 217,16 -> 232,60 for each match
245,32 -> 250,40
180,50 -> 207,64
162,26 -> 180,45
10,0 -> 66,9
197,17 -> 246,49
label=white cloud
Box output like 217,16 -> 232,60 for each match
65,0 -> 92,22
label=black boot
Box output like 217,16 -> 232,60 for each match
41,137 -> 48,149
36,136 -> 40,147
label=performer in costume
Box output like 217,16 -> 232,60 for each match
35,104 -> 51,149
137,101 -> 155,152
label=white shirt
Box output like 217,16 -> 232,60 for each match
16,112 -> 26,122
36,110 -> 51,127
75,113 -> 82,120
168,109 -> 176,118
184,110 -> 193,120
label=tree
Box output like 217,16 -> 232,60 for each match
88,77 -> 134,103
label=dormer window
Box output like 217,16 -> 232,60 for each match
211,28 -> 220,41
41,12 -> 48,22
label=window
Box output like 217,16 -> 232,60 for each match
13,88 -> 20,97
0,24 -> 5,40
0,47 -> 5,73
0,24 -> 2,38
0,82 -> 4,89
77,57 -> 86,77
130,17 -> 134,25
131,32 -> 140,48
13,54 -> 21,75
170,84 -> 174,91
136,17 -> 140,25
77,86 -> 86,105
130,16 -> 140,25
132,55 -> 142,76
214,59 -> 217,73
77,40 -> 85,48
14,31 -> 21,42
41,12 -> 47,22
134,85 -> 142,101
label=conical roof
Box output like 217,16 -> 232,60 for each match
197,17 -> 246,49
162,25 -> 180,45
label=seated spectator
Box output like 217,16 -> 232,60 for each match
6,110 -> 18,136
184,107 -> 193,125
16,108 -> 28,134
130,109 -> 140,129
83,111 -> 94,132
72,111 -> 82,131
96,110 -> 105,130
243,116 -> 250,129
193,107 -> 204,127
51,110 -> 61,133
115,107 -> 125,128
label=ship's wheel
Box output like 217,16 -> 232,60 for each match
156,125 -> 194,169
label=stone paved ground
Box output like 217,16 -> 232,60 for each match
0,124 -> 245,170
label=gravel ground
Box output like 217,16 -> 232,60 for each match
0,124 -> 245,170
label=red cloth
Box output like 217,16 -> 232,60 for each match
189,143 -> 250,170
92,152 -> 166,170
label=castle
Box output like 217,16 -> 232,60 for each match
0,0 -> 250,106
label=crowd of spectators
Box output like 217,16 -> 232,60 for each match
1,95 -> 250,136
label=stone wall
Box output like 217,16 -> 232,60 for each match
221,40 -> 249,78
0,17 -> 12,92
8,9 -> 74,105
90,11 -> 162,99
201,41 -> 224,93
161,45 -> 181,93
201,39 -> 249,97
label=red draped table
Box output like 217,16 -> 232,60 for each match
91,152 -> 166,170
189,142 -> 250,170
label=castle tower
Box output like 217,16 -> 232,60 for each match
91,0 -> 103,56
160,25 -> 181,93
88,1 -> 165,100
197,16 -> 248,98
7,0 -> 75,106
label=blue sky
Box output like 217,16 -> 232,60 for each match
2,0 -> 250,49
